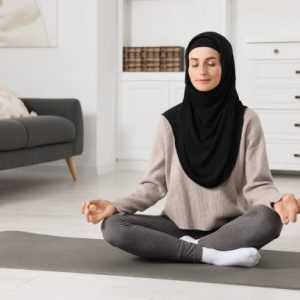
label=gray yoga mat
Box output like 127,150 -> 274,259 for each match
0,231 -> 299,290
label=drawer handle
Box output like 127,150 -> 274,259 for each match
273,48 -> 279,54
295,96 -> 300,99
295,123 -> 300,127
296,70 -> 300,74
294,154 -> 300,158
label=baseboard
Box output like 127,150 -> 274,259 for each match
271,169 -> 300,176
8,164 -> 98,176
4,162 -> 297,177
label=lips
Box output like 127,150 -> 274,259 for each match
196,79 -> 210,83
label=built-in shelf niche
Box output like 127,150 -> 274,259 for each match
117,0 -> 229,76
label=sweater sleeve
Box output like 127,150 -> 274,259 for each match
242,111 -> 284,211
108,116 -> 167,214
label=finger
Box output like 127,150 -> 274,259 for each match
89,204 -> 97,211
88,199 -> 103,206
85,213 -> 91,222
290,195 -> 297,202
90,213 -> 106,224
283,216 -> 289,225
289,210 -> 297,223
86,211 -> 97,223
85,211 -> 98,222
81,201 -> 93,214
89,199 -> 101,204
297,199 -> 300,211
90,208 -> 113,224
278,211 -> 289,225
81,199 -> 102,213
286,193 -> 295,199
86,211 -> 96,222
81,200 -> 91,214
84,205 -> 93,221
80,201 -> 88,214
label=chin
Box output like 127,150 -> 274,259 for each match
196,86 -> 213,92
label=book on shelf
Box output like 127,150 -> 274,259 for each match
123,46 -> 184,72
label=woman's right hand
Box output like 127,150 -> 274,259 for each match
80,199 -> 118,224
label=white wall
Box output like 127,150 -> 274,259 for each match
0,0 -> 118,175
127,0 -> 223,47
97,0 -> 118,175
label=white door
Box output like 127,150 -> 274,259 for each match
170,81 -> 185,107
118,81 -> 169,160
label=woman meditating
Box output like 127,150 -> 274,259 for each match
81,31 -> 300,267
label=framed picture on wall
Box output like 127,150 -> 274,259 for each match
0,0 -> 58,47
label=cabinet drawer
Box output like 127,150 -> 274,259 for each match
246,42 -> 300,60
266,142 -> 300,170
251,62 -> 300,80
250,86 -> 300,109
256,111 -> 300,139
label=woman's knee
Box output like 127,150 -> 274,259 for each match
249,205 -> 283,239
101,213 -> 130,247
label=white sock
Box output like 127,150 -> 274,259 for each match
179,235 -> 198,244
179,236 -> 260,267
202,247 -> 261,267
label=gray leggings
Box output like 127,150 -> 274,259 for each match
101,205 -> 283,263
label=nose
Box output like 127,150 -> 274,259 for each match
197,64 -> 207,75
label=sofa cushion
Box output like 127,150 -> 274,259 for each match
17,116 -> 76,148
0,120 -> 27,151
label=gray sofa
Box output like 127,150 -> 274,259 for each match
0,98 -> 83,180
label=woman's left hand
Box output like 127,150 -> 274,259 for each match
272,193 -> 300,225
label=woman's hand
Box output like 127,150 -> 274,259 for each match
272,193 -> 300,225
80,199 -> 118,224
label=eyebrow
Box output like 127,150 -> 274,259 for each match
189,57 -> 217,61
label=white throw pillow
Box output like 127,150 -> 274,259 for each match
0,87 -> 38,120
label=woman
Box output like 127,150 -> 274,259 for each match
81,32 -> 300,267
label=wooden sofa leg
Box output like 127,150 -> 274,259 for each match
66,157 -> 78,181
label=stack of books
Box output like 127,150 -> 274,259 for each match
123,46 -> 184,72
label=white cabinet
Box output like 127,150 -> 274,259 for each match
170,81 -> 186,107
117,80 -> 184,160
245,41 -> 300,171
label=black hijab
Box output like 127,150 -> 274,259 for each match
162,31 -> 247,188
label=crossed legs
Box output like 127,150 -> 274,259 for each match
101,205 -> 283,265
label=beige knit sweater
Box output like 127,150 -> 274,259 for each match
110,107 -> 284,230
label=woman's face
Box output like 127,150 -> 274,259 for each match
188,47 -> 222,92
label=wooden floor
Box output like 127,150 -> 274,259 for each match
0,168 -> 300,300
